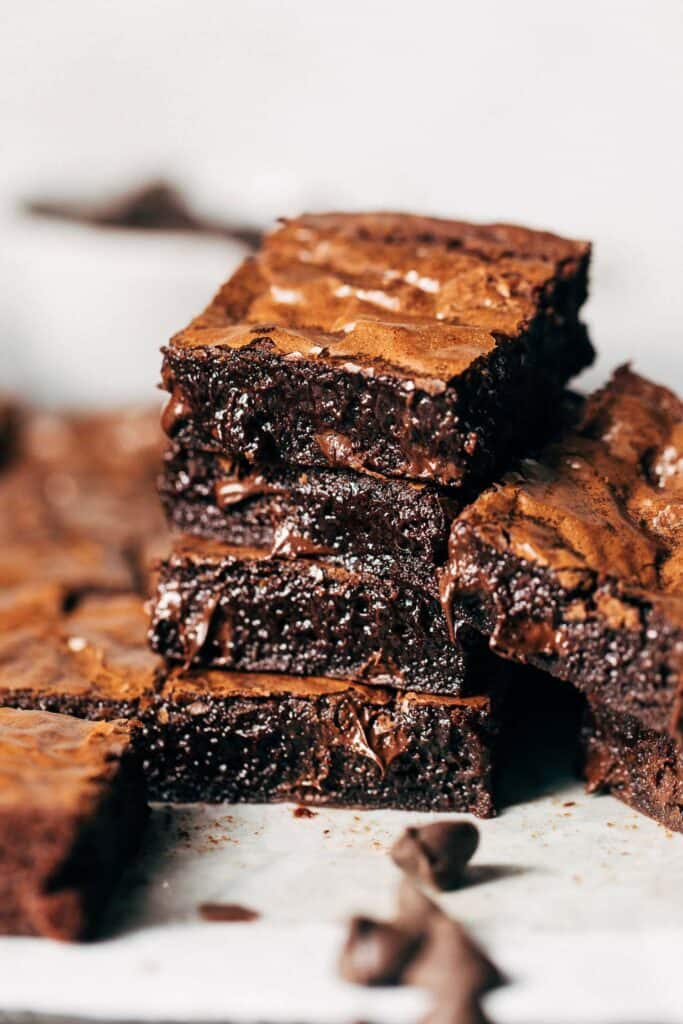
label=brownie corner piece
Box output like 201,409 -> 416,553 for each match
0,707 -> 147,940
161,211 -> 592,487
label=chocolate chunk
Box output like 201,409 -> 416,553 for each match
339,882 -> 501,1024
198,902 -> 259,923
403,914 -> 501,997
338,915 -> 421,986
391,822 -> 479,890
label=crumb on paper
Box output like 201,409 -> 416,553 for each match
198,902 -> 260,923
293,806 -> 318,819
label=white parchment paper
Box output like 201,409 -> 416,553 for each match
1,775 -> 682,1024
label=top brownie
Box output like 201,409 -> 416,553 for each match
162,213 -> 592,486
440,367 -> 683,734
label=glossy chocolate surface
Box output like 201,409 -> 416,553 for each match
173,212 -> 589,385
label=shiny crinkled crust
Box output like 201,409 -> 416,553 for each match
173,211 -> 589,383
163,211 -> 592,486
0,593 -> 157,706
440,366 -> 683,733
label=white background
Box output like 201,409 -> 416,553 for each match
1,0 -> 682,402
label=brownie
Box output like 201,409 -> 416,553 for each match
148,537 -> 481,694
0,535 -> 133,604
582,703 -> 683,833
142,670 -> 498,814
440,367 -> 683,735
0,593 -> 158,720
0,407 -> 167,600
0,707 -> 147,940
0,593 -> 499,815
16,407 -> 166,549
159,445 -> 461,590
162,212 -> 592,488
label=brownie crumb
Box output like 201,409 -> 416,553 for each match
391,821 -> 479,891
198,902 -> 259,923
293,806 -> 318,819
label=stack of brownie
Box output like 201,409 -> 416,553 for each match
2,209 -> 683,947
149,212 -> 593,814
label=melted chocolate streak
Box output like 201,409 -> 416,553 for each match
213,472 -> 283,510
438,561 -> 467,646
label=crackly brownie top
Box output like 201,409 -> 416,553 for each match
171,212 -> 589,386
0,593 -> 157,702
0,707 -> 132,812
450,366 -> 683,620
